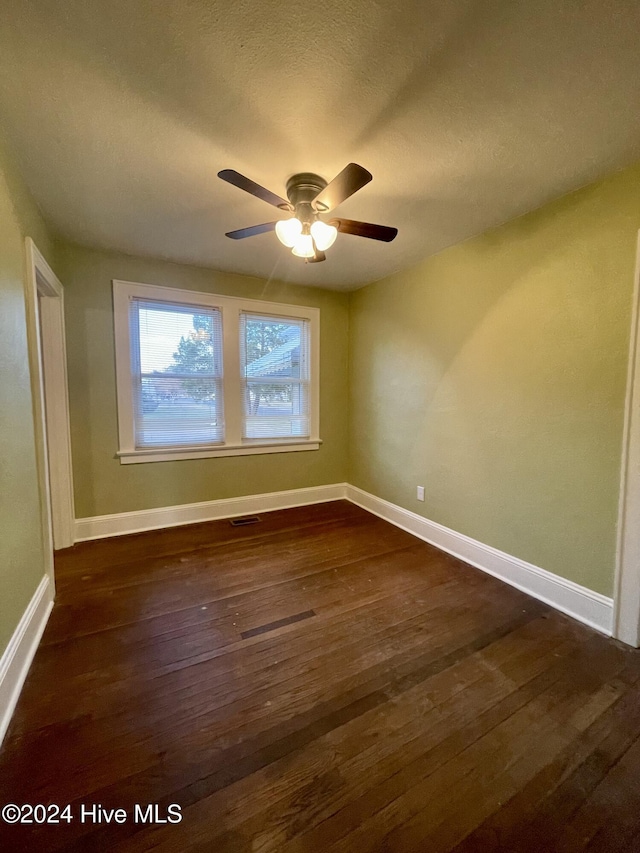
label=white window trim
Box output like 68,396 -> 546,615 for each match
112,280 -> 321,463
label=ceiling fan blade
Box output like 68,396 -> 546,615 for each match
313,163 -> 373,212
225,222 -> 278,240
332,218 -> 398,242
218,170 -> 291,209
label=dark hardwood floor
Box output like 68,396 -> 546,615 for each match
2,500 -> 640,852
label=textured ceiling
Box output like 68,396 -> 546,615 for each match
1,0 -> 640,290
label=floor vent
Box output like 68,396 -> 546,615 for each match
229,515 -> 261,527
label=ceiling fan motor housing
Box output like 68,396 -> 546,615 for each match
286,173 -> 327,226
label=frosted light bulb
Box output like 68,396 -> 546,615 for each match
275,218 -> 303,248
291,233 -> 315,258
310,220 -> 338,251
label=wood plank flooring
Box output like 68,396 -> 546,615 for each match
2,499 -> 640,852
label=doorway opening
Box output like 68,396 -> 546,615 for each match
24,238 -> 74,590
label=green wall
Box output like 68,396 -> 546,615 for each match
349,163 -> 640,596
0,135 -> 54,655
56,243 -> 350,518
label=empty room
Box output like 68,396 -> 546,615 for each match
2,1 -> 640,850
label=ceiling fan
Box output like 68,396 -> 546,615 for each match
217,163 -> 398,263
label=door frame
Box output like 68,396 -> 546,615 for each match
24,237 -> 75,575
614,230 -> 640,647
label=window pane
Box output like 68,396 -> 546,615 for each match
135,376 -> 221,446
241,316 -> 306,380
137,302 -> 221,375
131,299 -> 224,447
244,381 -> 309,438
240,314 -> 310,439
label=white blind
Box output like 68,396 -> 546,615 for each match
129,298 -> 224,448
240,313 -> 310,440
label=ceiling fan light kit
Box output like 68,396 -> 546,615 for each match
274,217 -> 302,248
218,164 -> 397,264
291,231 -> 315,259
309,220 -> 338,251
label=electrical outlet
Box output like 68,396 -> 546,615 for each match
416,485 -> 425,501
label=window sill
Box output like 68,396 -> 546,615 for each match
117,439 -> 322,464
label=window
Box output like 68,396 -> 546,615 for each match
240,313 -> 310,440
113,280 -> 320,463
131,299 -> 224,448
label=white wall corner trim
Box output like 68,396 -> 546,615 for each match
0,575 -> 53,746
613,230 -> 640,648
346,485 -> 614,637
74,483 -> 349,541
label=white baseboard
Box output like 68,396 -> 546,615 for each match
0,574 -> 53,747
73,481 -> 614,637
75,483 -> 348,542
346,485 -> 614,636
